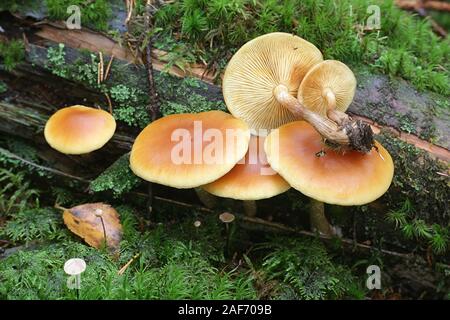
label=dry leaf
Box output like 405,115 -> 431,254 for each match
63,202 -> 122,251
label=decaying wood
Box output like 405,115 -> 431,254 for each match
29,23 -> 450,157
395,0 -> 449,37
396,0 -> 450,12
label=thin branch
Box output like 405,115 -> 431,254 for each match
0,147 -> 91,183
143,0 -> 161,121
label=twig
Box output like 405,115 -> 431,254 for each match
125,0 -> 135,25
54,203 -> 69,211
0,147 -> 90,183
99,51 -> 104,83
143,0 -> 161,121
396,0 -> 450,12
97,62 -> 102,85
118,253 -> 140,275
395,0 -> 448,37
104,92 -> 113,114
104,55 -> 114,81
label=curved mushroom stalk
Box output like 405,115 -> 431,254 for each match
309,199 -> 334,236
273,85 -> 374,153
195,187 -> 218,209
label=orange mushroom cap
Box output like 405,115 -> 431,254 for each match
130,111 -> 250,189
44,105 -> 116,154
203,135 -> 290,200
264,121 -> 394,206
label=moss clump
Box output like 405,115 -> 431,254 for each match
156,75 -> 226,116
109,85 -> 150,128
89,153 -> 141,198
376,131 -> 449,225
0,207 -> 67,243
0,40 -> 25,72
260,237 -> 364,300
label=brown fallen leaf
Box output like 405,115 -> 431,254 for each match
62,202 -> 123,251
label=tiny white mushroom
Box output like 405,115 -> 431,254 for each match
94,208 -> 103,217
64,258 -> 86,276
194,220 -> 201,228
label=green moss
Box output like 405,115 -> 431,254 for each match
109,85 -> 150,128
260,237 -> 364,300
0,40 -> 25,72
0,0 -> 38,12
0,81 -> 7,94
377,132 -> 449,225
156,75 -> 226,116
46,43 -> 68,78
0,207 -> 67,243
153,0 -> 449,94
387,200 -> 449,255
0,206 -> 257,300
89,153 -> 141,198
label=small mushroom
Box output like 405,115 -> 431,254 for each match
265,121 -> 394,235
219,212 -> 235,258
64,258 -> 86,276
44,105 -> 116,154
223,32 -> 323,132
298,60 -> 356,117
64,258 -> 86,299
129,111 -> 250,188
203,135 -> 290,216
219,212 -> 235,224
193,220 -> 201,228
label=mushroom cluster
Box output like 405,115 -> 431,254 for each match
43,32 -> 394,237
126,33 -> 394,232
222,32 -> 394,234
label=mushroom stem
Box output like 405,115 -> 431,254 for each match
99,216 -> 107,247
309,199 -> 334,236
147,183 -> 153,220
273,84 -> 374,153
243,200 -> 257,217
323,88 -> 336,110
54,203 -> 69,211
195,188 -> 218,209
224,223 -> 231,258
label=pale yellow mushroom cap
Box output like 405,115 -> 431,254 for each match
265,121 -> 394,206
130,111 -> 250,189
298,60 -> 356,116
44,105 -> 116,155
203,135 -> 290,200
223,32 -> 323,132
